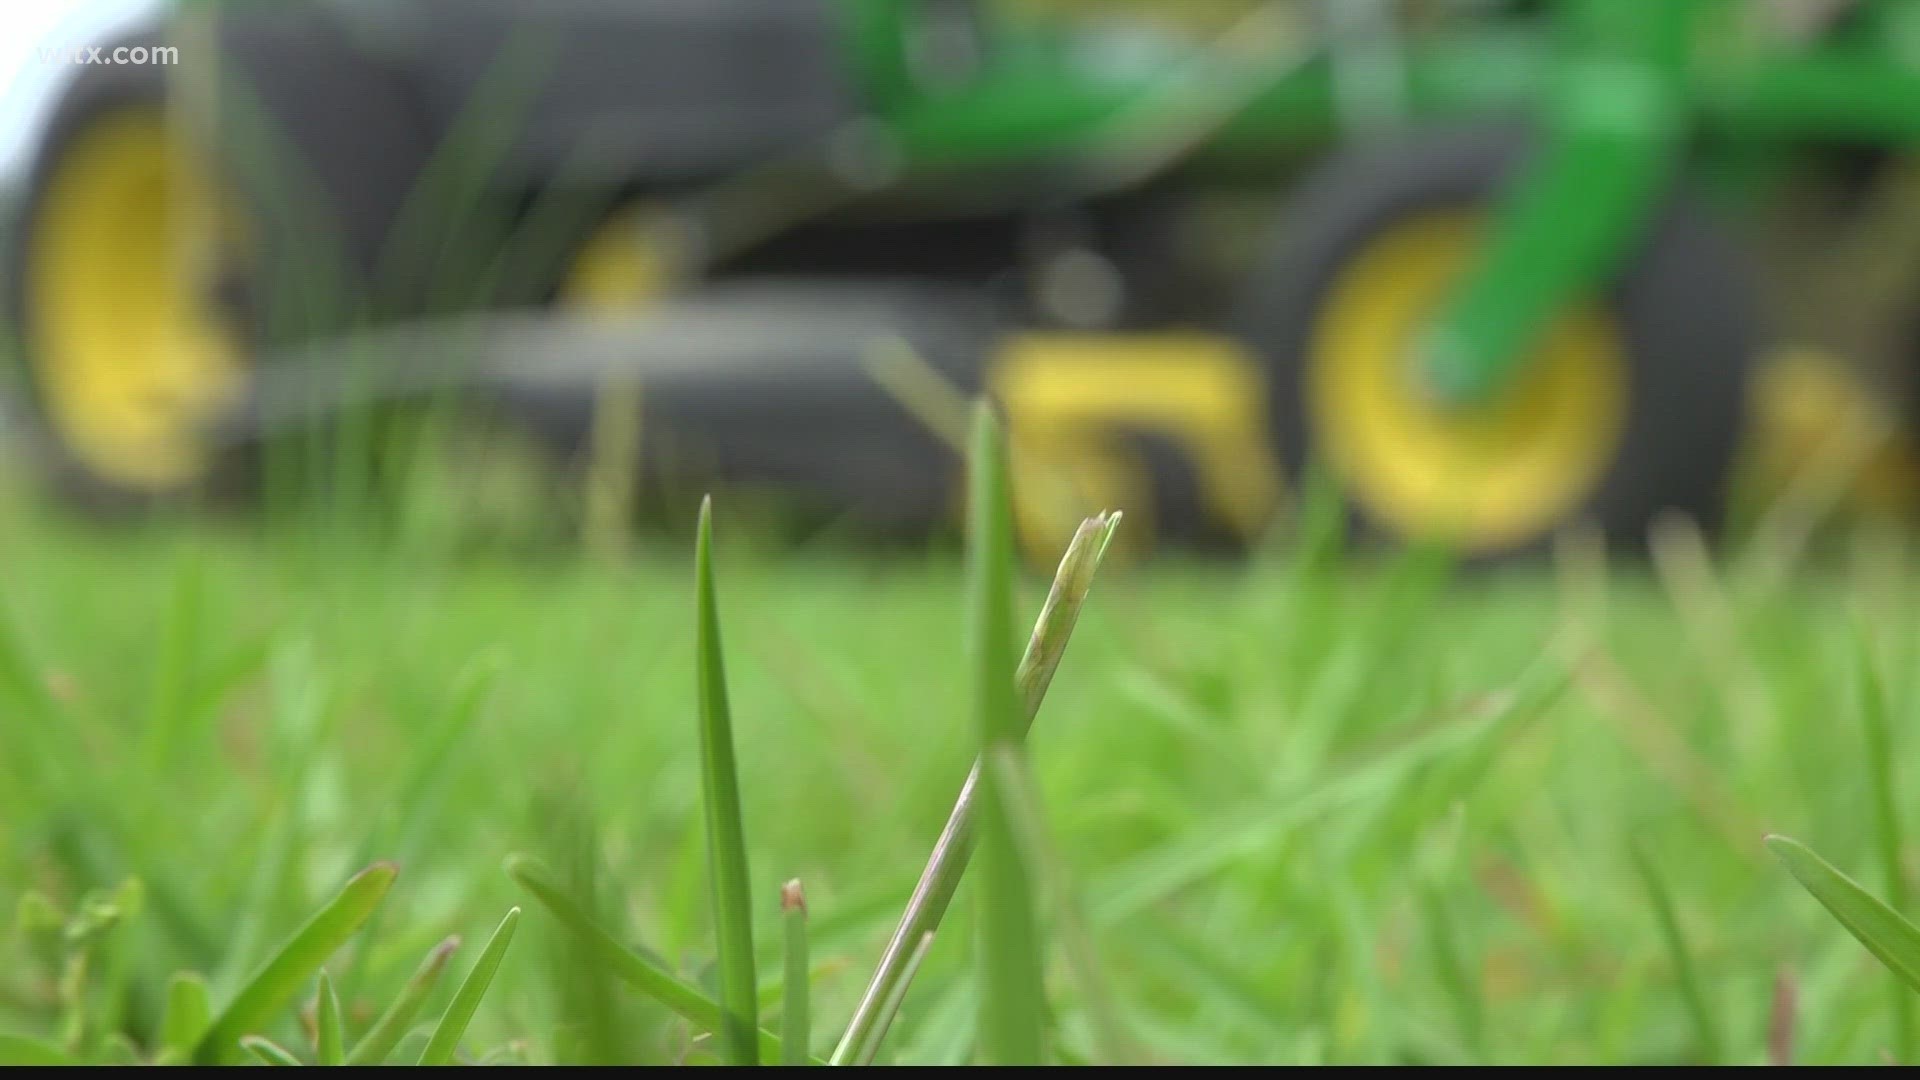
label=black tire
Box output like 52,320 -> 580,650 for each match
203,6 -> 438,336
3,28 -> 238,509
1236,128 -> 1762,558
6,16 -> 445,508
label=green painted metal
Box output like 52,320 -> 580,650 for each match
178,0 -> 1920,402
832,1 -> 1920,407
837,0 -> 917,108
1414,0 -> 1700,406
1705,56 -> 1920,144
171,1 -> 1920,173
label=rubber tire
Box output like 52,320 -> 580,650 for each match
6,17 -> 449,509
2,29 -> 245,510
1236,128 -> 1763,558
201,7 -> 439,334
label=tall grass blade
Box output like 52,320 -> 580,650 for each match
314,970 -> 344,1065
986,745 -> 1137,1064
781,881 -> 811,1066
383,657 -> 498,862
1768,835 -> 1920,993
832,507 -> 1121,1065
0,1033 -> 76,1066
1096,663 -> 1566,922
536,797 -> 634,1065
241,1035 -> 303,1066
140,548 -> 200,767
194,862 -> 398,1064
418,908 -> 520,1066
693,496 -> 760,1065
1768,967 -> 1798,1067
1857,624 -> 1913,1060
854,932 -> 937,1066
347,936 -> 459,1065
506,855 -> 820,1065
0,600 -> 218,962
343,658 -> 497,1000
1326,865 -> 1397,1063
1628,843 -> 1720,1063
219,639 -> 335,996
345,657 -> 499,991
1121,924 -> 1290,1049
159,971 -> 213,1063
966,404 -> 1045,1066
1416,884 -> 1483,1060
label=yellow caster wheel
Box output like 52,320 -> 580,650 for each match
1239,130 -> 1760,558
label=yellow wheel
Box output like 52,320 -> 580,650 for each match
14,106 -> 246,499
548,199 -> 693,542
556,202 -> 688,314
1307,212 -> 1627,551
1242,130 -> 1758,557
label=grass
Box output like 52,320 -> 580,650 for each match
2,451 -> 1920,1063
965,405 -> 1045,1066
193,862 -> 397,1064
418,906 -> 520,1065
692,496 -> 760,1064
781,881 -> 810,1066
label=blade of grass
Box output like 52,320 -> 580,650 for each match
967,404 -> 1045,1066
831,507 -> 1122,1065
895,977 -> 976,1066
1416,884 -> 1484,1061
758,957 -> 844,1013
0,1033 -> 76,1066
986,745 -> 1137,1064
216,804 -> 301,997
1119,922 -> 1292,1050
537,796 -> 636,1065
315,971 -> 344,1065
347,936 -> 460,1065
159,971 -> 212,1064
342,658 -> 497,1001
1768,835 -> 1920,992
381,657 -> 499,864
418,908 -> 520,1066
0,601 -> 220,964
1326,863 -> 1398,1064
855,932 -> 937,1066
693,496 -> 760,1065
219,640 -> 336,997
1095,662 -> 1566,923
1769,967 -> 1798,1066
781,881 -> 810,1066
505,855 -> 823,1065
1857,623 -> 1913,1061
241,1034 -> 303,1066
1628,842 -> 1721,1063
193,862 -> 398,1064
140,546 -> 204,772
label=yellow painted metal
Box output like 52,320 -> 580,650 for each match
992,331 -> 1282,559
27,111 -> 243,490
1307,212 -> 1628,551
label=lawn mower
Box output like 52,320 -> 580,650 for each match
8,0 -> 1920,561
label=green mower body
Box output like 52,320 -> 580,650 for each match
9,0 -> 1920,557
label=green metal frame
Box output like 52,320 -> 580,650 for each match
1412,0 -> 1920,407
181,0 -> 1920,409
1417,0 -> 1694,405
838,0 -> 1920,407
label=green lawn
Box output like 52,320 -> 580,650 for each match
1,491 -> 1916,1064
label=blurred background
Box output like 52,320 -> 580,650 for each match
5,0 -> 1920,561
8,1 -> 1920,1067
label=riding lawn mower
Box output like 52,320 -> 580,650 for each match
9,0 -> 1920,561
